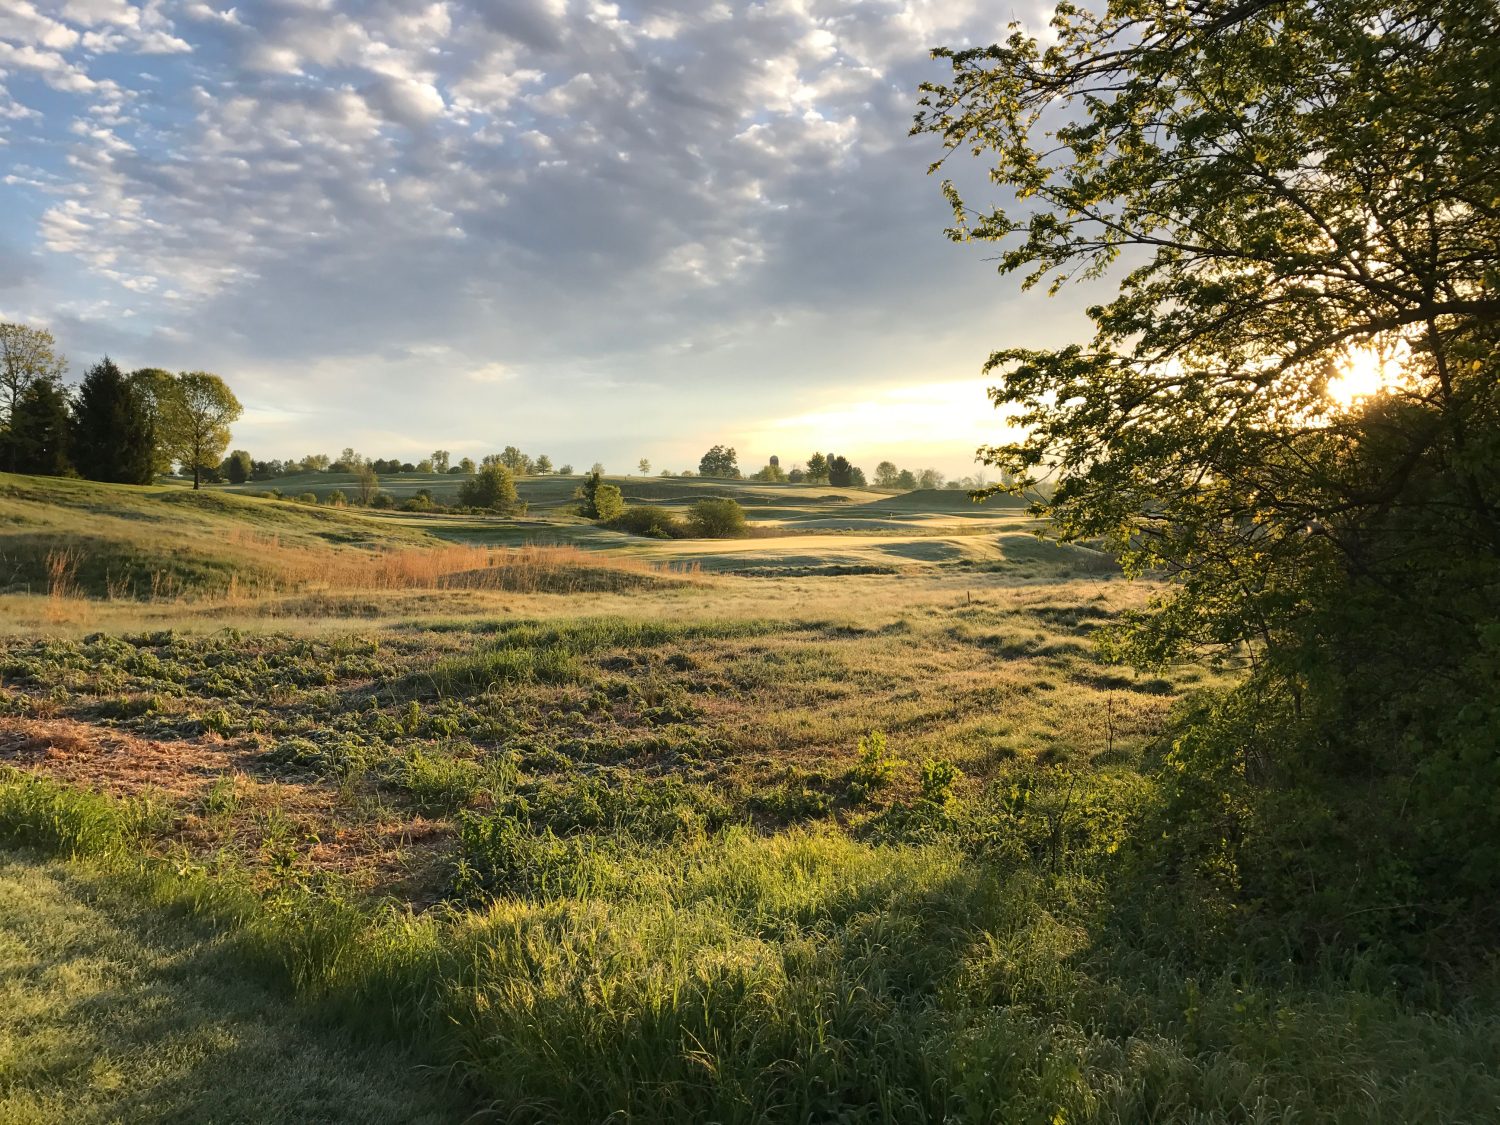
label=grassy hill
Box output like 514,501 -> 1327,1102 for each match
0,475 -> 439,598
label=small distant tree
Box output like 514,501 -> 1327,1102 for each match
590,461 -> 605,475
751,462 -> 787,482
356,463 -> 379,505
575,471 -> 624,520
6,378 -> 72,476
874,461 -> 900,488
534,454 -> 553,474
918,468 -> 944,490
849,466 -> 868,487
659,468 -> 675,477
326,489 -> 347,507
71,357 -> 157,485
416,458 -> 434,473
896,469 -> 917,490
688,498 -> 748,538
827,455 -> 854,488
805,452 -> 829,484
431,449 -> 450,473
500,445 -> 532,474
302,453 -> 331,472
458,456 -> 476,474
223,449 -> 254,484
458,463 -> 520,512
637,457 -> 651,475
698,445 -> 740,478
788,467 -> 806,483
558,463 -> 574,475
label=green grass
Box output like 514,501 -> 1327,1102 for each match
2,474 -> 1496,1120
0,853 -> 469,1125
4,772 -> 1497,1123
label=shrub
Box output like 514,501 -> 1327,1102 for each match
920,757 -> 964,805
686,498 -> 747,538
575,472 -> 624,521
610,506 -> 685,539
458,464 -> 521,513
297,492 -> 318,504
325,490 -> 347,507
592,484 -> 624,522
846,729 -> 904,804
369,491 -> 396,509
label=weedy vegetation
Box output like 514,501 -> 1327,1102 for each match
0,467 -> 1495,1122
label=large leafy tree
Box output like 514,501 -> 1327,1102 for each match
71,358 -> 157,484
1,323 -> 67,471
917,0 -> 1500,909
698,445 -> 741,479
157,371 -> 243,489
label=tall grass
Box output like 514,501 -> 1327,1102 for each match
3,768 -> 1497,1123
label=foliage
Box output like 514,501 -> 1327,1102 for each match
0,323 -> 67,473
804,452 -> 828,484
826,454 -> 857,488
610,505 -> 685,538
750,462 -> 787,482
686,497 -> 747,538
574,471 -> 623,520
70,358 -> 157,485
222,449 -> 253,484
845,729 -> 904,804
918,0 -> 1500,928
153,371 -> 243,490
457,463 -> 521,513
698,444 -> 741,478
5,378 -> 73,477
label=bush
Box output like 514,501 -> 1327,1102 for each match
297,492 -> 318,504
592,484 -> 624,522
325,490 -> 347,507
369,492 -> 395,509
610,506 -> 685,539
575,472 -> 624,521
458,464 -> 521,513
686,498 -> 747,538
846,730 -> 904,804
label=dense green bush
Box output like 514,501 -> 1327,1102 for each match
686,497 -> 747,538
609,505 -> 685,538
457,464 -> 521,513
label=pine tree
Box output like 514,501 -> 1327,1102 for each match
6,379 -> 72,476
71,357 -> 156,484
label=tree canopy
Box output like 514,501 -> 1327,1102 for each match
698,445 -> 740,478
918,0 -> 1500,921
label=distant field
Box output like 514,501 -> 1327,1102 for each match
2,469 -> 1491,1122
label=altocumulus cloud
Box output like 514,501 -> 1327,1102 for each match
0,0 -> 1075,471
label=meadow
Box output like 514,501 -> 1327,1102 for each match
1,471 -> 1496,1123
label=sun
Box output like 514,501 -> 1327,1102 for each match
1327,340 -> 1406,406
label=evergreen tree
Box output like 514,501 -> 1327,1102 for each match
71,357 -> 156,484
6,378 -> 72,476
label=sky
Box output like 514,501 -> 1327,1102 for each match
0,0 -> 1083,478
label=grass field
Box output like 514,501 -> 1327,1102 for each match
1,470 -> 1496,1122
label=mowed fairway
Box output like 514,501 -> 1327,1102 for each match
1,471 -> 1496,1122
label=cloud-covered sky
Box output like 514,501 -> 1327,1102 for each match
0,0 -> 1082,476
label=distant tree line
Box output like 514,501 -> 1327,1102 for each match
1,322 -> 241,489
213,444 -> 575,484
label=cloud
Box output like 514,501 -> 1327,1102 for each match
0,0 -> 1070,472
